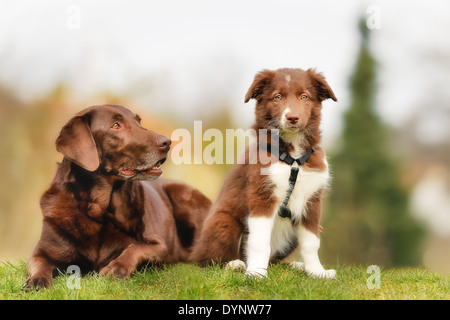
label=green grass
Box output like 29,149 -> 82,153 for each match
0,261 -> 449,300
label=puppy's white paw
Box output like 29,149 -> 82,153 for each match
305,267 -> 336,279
225,259 -> 246,271
289,261 -> 305,270
245,268 -> 268,279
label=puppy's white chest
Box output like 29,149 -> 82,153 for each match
268,160 -> 330,219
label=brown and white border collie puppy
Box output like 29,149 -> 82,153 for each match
191,68 -> 337,278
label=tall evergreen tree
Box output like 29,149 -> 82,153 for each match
324,19 -> 424,266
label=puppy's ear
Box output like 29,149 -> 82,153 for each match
244,69 -> 276,103
307,69 -> 337,102
56,114 -> 99,171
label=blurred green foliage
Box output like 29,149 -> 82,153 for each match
322,19 -> 425,266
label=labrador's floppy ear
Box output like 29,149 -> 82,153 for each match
244,69 -> 276,103
55,114 -> 99,171
307,68 -> 337,102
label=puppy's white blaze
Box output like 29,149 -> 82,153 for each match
245,216 -> 275,277
297,225 -> 336,278
285,74 -> 291,85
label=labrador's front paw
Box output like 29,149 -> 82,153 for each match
22,276 -> 52,291
99,259 -> 134,279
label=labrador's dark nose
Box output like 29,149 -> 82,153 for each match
156,135 -> 171,153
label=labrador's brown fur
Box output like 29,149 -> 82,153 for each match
24,104 -> 211,290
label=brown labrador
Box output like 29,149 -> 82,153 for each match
24,104 -> 212,290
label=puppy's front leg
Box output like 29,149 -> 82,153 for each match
298,193 -> 336,279
298,226 -> 336,279
245,215 -> 275,278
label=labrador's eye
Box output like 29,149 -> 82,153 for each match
111,122 -> 121,130
274,94 -> 282,101
300,93 -> 308,101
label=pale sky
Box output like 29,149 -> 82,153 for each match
1,0 -> 449,147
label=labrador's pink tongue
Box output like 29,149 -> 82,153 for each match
120,169 -> 137,176
141,167 -> 162,175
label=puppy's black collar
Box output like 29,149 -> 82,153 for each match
278,147 -> 315,166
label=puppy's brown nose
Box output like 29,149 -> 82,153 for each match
156,136 -> 171,152
286,113 -> 300,124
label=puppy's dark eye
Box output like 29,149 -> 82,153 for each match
111,122 -> 121,130
274,94 -> 282,101
300,94 -> 308,101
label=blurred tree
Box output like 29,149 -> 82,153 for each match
323,18 -> 425,266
